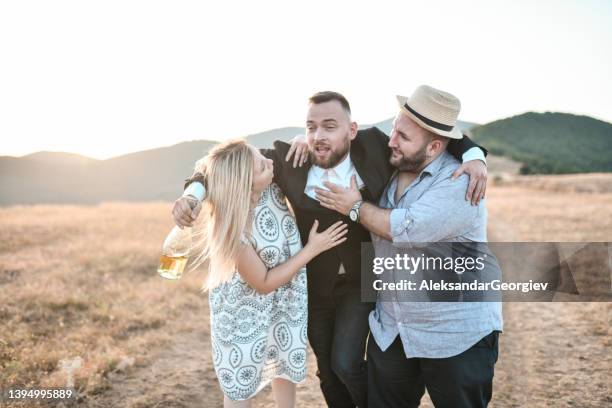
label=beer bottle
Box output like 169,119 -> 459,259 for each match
157,196 -> 199,280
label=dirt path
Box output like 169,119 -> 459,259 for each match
86,317 -> 219,408
83,301 -> 610,408
81,316 -> 429,408
83,302 -> 610,408
84,311 -> 326,408
494,302 -> 611,407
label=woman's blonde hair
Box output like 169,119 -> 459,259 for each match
190,139 -> 255,291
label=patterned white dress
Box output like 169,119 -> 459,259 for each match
209,183 -> 308,401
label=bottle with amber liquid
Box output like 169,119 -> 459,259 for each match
158,225 -> 192,280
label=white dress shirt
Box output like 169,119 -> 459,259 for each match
304,152 -> 365,200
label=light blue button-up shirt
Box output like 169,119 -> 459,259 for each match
368,150 -> 503,359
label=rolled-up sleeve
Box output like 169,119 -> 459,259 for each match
390,175 -> 480,247
390,208 -> 414,239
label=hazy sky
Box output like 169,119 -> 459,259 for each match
1,0 -> 611,159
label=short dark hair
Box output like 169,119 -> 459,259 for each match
308,91 -> 351,115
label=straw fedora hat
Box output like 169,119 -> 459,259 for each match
396,85 -> 463,139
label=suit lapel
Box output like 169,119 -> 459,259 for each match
351,138 -> 385,201
283,160 -> 323,210
294,162 -> 312,206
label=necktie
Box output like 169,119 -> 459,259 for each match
322,169 -> 330,184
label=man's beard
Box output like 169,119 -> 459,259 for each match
390,143 -> 428,172
309,138 -> 350,169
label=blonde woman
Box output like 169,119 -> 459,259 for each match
190,139 -> 348,408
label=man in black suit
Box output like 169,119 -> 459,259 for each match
173,91 -> 487,407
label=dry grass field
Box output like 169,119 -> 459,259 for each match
1,174 -> 611,407
485,176 -> 612,408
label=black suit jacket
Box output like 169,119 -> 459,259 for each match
185,127 -> 487,298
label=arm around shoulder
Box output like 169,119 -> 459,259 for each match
447,134 -> 488,162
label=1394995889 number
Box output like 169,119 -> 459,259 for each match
2,388 -> 76,401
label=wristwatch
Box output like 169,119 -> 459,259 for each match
349,200 -> 363,222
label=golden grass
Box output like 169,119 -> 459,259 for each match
491,172 -> 612,194
0,202 -> 210,405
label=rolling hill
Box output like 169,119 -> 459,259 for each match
0,141 -> 217,205
0,128 -> 305,206
470,112 -> 612,174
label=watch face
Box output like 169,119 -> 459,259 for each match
349,210 -> 357,222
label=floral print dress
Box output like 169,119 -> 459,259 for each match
208,183 -> 308,401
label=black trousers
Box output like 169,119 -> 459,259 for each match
368,331 -> 500,408
308,280 -> 374,408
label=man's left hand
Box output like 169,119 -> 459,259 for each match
315,175 -> 362,215
452,160 -> 487,205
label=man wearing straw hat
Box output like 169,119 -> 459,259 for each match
314,85 -> 503,408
